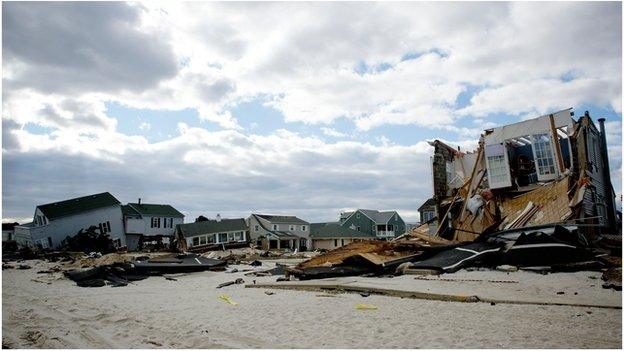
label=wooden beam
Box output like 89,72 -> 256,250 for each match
549,113 -> 566,173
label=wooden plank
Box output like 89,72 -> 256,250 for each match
549,113 -> 566,173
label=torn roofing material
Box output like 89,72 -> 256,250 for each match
37,192 -> 120,220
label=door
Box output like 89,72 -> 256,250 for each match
485,143 -> 512,189
530,133 -> 558,181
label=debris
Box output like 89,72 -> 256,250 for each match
77,279 -> 107,287
17,264 -> 32,270
164,276 -> 177,281
2,264 -> 15,269
146,340 -> 163,347
218,294 -> 238,305
490,302 -> 496,306
495,265 -> 518,272
556,291 -> 565,295
30,278 -> 52,285
264,291 -> 275,295
227,268 -> 239,273
249,260 -> 262,267
217,278 -> 245,288
355,303 -> 378,310
359,292 -> 371,297
601,267 -> 622,291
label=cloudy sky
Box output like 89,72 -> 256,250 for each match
2,1 -> 622,223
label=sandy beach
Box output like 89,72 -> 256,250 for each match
2,258 -> 622,349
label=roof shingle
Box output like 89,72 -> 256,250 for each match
37,192 -> 120,220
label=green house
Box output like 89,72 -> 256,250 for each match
339,209 -> 406,239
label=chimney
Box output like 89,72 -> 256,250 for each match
216,214 -> 221,222
597,118 -> 616,230
138,198 -> 141,205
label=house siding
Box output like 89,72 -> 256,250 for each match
340,211 -> 375,236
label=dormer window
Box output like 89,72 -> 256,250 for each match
289,225 -> 295,231
254,225 -> 259,232
273,224 -> 278,230
301,225 -> 307,231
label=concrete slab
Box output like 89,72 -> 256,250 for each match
246,269 -> 621,309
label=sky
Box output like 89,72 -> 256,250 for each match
2,1 -> 622,224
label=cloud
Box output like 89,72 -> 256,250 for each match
3,125 -> 442,222
2,2 -> 179,94
2,2 -> 621,222
321,127 -> 348,138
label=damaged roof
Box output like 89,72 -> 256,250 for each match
176,218 -> 246,237
310,223 -> 375,239
124,203 -> 184,218
37,192 -> 120,220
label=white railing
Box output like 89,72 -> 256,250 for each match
376,231 -> 395,238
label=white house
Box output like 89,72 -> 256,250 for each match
13,192 -> 125,249
247,214 -> 310,251
175,216 -> 247,250
122,200 -> 185,251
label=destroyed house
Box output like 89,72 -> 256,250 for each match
339,209 -> 406,239
175,217 -> 247,250
13,192 -> 125,249
428,108 -> 618,241
310,222 -> 376,250
247,214 -> 310,250
122,201 -> 185,251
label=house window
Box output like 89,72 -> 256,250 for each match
341,239 -> 345,246
289,225 -> 295,231
301,225 -> 307,231
168,218 -> 173,228
200,236 -> 207,245
357,226 -> 361,231
388,224 -> 394,231
372,225 -> 376,231
228,232 -> 235,242
273,224 -> 278,230
356,213 -> 360,219
487,155 -> 509,185
151,218 -> 156,228
254,225 -> 259,232
532,133 -> 557,179
218,233 -> 228,243
235,232 -> 243,241
207,235 -> 214,244
193,237 -> 199,246
334,239 -> 338,247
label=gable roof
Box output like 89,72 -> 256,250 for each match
250,214 -> 301,239
346,209 -> 400,224
176,218 -> 246,237
418,198 -> 436,211
254,214 -> 308,224
125,203 -> 184,218
310,223 -> 375,239
37,192 -> 120,220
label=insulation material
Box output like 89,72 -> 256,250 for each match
499,176 -> 572,228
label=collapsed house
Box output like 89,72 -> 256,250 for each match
424,108 -> 619,243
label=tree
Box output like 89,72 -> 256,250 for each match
195,215 -> 209,222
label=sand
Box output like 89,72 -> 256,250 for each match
2,259 -> 622,348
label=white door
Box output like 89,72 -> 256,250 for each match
485,143 -> 512,189
530,133 -> 558,181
